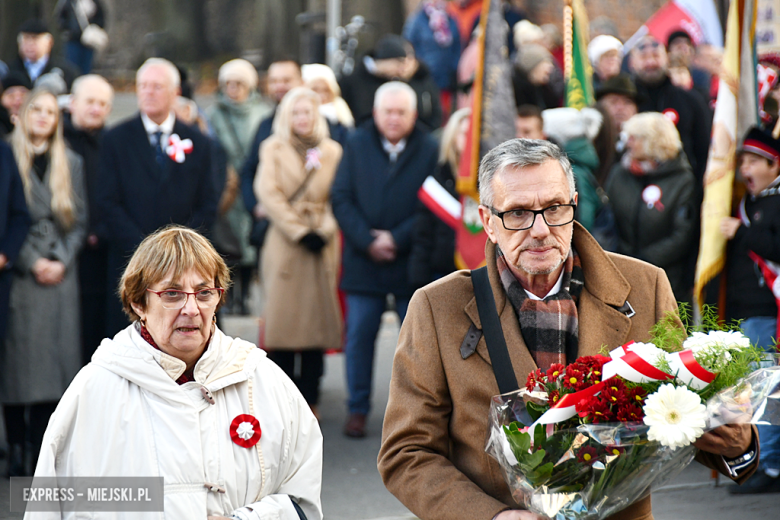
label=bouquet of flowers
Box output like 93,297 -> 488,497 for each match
485,317 -> 780,520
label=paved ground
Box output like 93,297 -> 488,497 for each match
2,93 -> 779,518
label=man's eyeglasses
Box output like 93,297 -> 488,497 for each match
489,203 -> 577,231
146,288 -> 225,310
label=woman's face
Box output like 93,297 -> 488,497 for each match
291,98 -> 316,137
224,79 -> 250,103
132,267 -> 217,367
626,134 -> 647,160
27,93 -> 58,142
454,116 -> 470,156
308,78 -> 334,105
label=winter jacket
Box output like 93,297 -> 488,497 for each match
27,323 -> 323,520
408,162 -> 458,288
403,6 -> 461,91
56,0 -> 106,42
606,152 -> 696,300
331,121 -> 439,298
565,137 -> 601,231
635,75 -> 712,189
726,190 -> 780,320
406,61 -> 444,131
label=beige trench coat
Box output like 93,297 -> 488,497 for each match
255,136 -> 342,350
378,225 -> 757,520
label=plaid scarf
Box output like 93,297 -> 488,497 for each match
496,246 -> 584,371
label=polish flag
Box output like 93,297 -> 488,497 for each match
418,176 -> 462,231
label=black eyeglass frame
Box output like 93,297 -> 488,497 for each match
489,202 -> 578,231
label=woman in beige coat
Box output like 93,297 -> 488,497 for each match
255,87 -> 342,417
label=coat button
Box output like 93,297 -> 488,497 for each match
200,385 -> 215,405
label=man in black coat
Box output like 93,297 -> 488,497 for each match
8,19 -> 79,92
63,74 -> 113,362
331,81 -> 438,438
96,58 -> 217,338
0,140 -> 31,348
239,59 -> 303,227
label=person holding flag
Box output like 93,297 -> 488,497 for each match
720,124 -> 780,494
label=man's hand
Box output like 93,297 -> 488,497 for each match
368,229 -> 396,263
0,253 -> 7,270
719,217 -> 741,240
693,423 -> 753,459
253,203 -> 267,220
494,510 -> 546,520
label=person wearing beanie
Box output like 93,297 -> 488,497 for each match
9,19 -> 79,92
340,34 -> 409,127
0,71 -> 33,137
595,74 -> 639,136
207,58 -> 272,315
588,34 -> 623,92
512,43 -> 559,110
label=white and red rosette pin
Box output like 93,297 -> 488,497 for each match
166,134 -> 194,163
230,414 -> 261,448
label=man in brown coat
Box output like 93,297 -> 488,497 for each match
378,139 -> 758,520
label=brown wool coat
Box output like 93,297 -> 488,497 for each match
378,224 -> 756,520
255,136 -> 343,350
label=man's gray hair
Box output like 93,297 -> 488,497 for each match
374,81 -> 417,112
478,138 -> 576,207
71,74 -> 115,101
136,58 -> 181,90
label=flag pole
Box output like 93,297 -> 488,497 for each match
563,0 -> 573,84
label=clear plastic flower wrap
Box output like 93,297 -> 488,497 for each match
485,366 -> 780,520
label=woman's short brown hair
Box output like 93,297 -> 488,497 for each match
119,226 -> 232,321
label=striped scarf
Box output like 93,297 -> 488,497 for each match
496,246 -> 584,371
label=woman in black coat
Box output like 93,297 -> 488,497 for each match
409,108 -> 470,288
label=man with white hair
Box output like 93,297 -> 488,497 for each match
331,81 -> 438,438
378,138 -> 759,520
96,58 -> 218,338
63,74 -> 114,363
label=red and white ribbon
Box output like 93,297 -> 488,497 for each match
666,350 -> 716,390
305,147 -> 322,171
601,342 -> 674,384
417,176 -> 462,230
530,381 -> 607,427
166,134 -> 193,163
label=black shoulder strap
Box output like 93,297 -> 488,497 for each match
471,266 -> 520,394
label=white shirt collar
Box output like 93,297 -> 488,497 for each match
141,112 -> 176,145
523,269 -> 565,301
24,55 -> 49,81
381,137 -> 407,161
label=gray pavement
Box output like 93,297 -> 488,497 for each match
2,93 -> 779,518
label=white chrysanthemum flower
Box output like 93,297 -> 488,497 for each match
682,330 -> 749,372
643,384 -> 706,450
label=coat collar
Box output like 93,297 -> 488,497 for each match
465,223 -> 633,374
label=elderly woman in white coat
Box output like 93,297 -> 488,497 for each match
28,226 -> 322,520
1,87 -> 87,477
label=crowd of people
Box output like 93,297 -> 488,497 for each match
1,1 -> 780,516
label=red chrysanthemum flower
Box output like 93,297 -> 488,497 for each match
548,389 -> 561,407
525,368 -> 545,392
606,444 -> 625,457
562,366 -> 589,391
588,396 -> 614,423
577,446 -> 599,465
602,379 -> 628,407
616,403 -> 644,422
546,363 -> 566,382
628,386 -> 648,405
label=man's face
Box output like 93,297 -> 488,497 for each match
1,86 -> 29,116
480,160 -> 576,279
739,152 -> 780,196
374,91 -> 417,144
70,79 -> 113,131
18,32 -> 52,62
515,116 -> 545,140
631,38 -> 668,84
137,65 -> 177,122
267,62 -> 303,104
599,93 -> 637,132
374,58 -> 406,79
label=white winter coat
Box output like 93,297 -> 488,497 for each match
26,323 -> 323,520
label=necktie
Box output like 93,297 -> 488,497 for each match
152,131 -> 166,167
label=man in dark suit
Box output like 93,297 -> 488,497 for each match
97,58 -> 218,338
8,19 -> 79,92
331,81 -> 438,438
